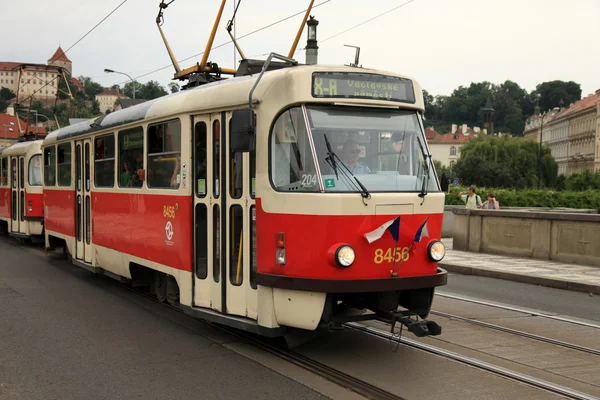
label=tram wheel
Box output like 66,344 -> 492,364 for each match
166,275 -> 180,306
153,271 -> 168,303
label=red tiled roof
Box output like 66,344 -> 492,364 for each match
426,127 -> 477,144
71,77 -> 84,88
0,114 -> 48,138
48,46 -> 71,63
425,128 -> 440,141
0,62 -> 21,71
0,62 -> 58,73
552,93 -> 598,121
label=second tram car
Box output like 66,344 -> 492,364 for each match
42,63 -> 448,340
0,140 -> 44,239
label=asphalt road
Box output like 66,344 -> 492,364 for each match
0,238 -> 328,400
441,272 -> 600,322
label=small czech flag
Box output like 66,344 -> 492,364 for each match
364,217 -> 400,244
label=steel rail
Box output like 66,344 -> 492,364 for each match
121,283 -> 407,400
430,310 -> 600,357
345,322 -> 598,400
436,292 -> 600,330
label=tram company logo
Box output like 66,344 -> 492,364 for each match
165,221 -> 174,244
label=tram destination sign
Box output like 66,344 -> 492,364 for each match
311,72 -> 415,103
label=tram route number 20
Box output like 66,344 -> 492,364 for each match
163,205 -> 177,219
374,247 -> 410,264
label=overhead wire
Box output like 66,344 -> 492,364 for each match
116,0 -> 333,85
248,0 -> 417,59
16,0 -> 130,106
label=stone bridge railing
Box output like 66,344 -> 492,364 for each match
451,208 -> 600,266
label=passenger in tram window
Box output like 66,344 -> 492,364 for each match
120,159 -> 139,187
95,138 -> 104,160
135,152 -> 143,171
149,125 -> 164,154
340,139 -> 371,174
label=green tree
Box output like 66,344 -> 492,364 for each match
533,80 -> 581,112
78,76 -> 104,100
169,82 -> 180,94
91,100 -> 101,115
0,88 -> 16,113
454,135 -> 557,189
122,81 -> 140,99
138,80 -> 168,99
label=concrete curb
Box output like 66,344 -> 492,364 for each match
440,262 -> 600,295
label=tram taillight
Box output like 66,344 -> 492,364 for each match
276,232 -> 286,265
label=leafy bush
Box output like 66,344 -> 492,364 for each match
453,135 -> 558,189
446,186 -> 600,211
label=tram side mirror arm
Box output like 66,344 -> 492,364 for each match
231,109 -> 256,153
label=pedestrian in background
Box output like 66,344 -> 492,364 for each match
458,186 -> 482,210
481,193 -> 500,209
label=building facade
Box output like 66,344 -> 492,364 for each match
426,124 -> 479,168
0,46 -> 72,103
524,92 -> 599,176
95,88 -> 129,114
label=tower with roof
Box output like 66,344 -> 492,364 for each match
47,46 -> 72,75
481,92 -> 494,135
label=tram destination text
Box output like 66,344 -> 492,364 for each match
311,72 -> 415,103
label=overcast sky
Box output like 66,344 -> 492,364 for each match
3,0 -> 599,98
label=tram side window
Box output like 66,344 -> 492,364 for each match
229,118 -> 243,199
95,134 -> 115,188
230,205 -> 243,286
270,107 -> 319,192
1,158 -> 7,186
28,155 -> 42,186
148,119 -> 181,189
194,122 -> 207,197
213,120 -> 220,198
44,147 -> 56,186
118,127 -> 143,188
57,143 -> 72,187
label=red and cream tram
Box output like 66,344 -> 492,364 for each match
0,139 -> 44,239
42,62 -> 448,340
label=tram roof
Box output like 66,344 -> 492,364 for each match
0,140 -> 43,157
44,65 -> 423,145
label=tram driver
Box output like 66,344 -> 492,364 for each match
340,139 -> 371,175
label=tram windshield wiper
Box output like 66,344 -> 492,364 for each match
323,134 -> 370,200
323,133 -> 339,179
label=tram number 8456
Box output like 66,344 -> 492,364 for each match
374,247 -> 410,264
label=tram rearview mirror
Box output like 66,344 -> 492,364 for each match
440,172 -> 450,192
231,110 -> 256,153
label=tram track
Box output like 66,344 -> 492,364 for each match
436,292 -> 600,330
345,322 -> 599,400
428,309 -> 600,357
8,238 -> 600,399
2,239 -> 407,400
120,284 -> 407,400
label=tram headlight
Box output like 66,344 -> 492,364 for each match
335,245 -> 355,268
427,241 -> 445,262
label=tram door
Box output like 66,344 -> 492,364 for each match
10,157 -> 25,234
192,113 -> 257,319
74,140 -> 93,263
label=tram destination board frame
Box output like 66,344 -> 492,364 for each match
311,72 -> 416,104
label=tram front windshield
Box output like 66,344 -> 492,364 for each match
270,105 -> 439,193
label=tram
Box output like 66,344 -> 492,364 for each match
0,139 -> 44,239
41,61 -> 448,341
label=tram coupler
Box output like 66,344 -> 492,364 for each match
389,310 -> 442,337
